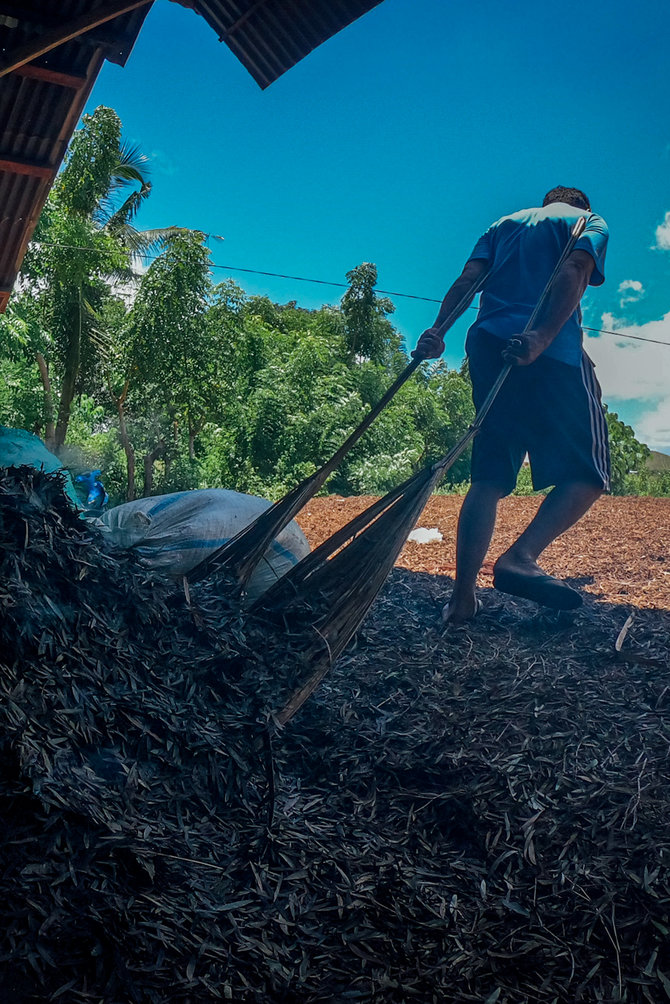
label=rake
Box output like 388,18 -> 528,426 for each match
187,271 -> 488,588
255,216 -> 587,725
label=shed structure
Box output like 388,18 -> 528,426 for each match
0,0 -> 383,311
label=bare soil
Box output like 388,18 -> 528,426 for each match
297,495 -> 670,611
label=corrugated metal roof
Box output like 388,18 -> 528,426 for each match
188,0 -> 384,89
0,0 -> 384,310
0,2 -> 152,311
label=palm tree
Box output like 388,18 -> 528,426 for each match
24,106 -> 177,451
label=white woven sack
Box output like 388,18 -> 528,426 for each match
100,488 -> 310,601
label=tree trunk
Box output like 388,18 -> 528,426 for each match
35,352 -> 56,450
143,438 -> 165,497
108,377 -> 136,501
116,382 -> 136,502
54,290 -> 82,451
118,406 -> 136,502
188,417 -> 203,461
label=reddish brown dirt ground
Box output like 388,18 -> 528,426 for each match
296,495 -> 670,611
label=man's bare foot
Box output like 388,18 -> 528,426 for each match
442,594 -> 481,624
493,552 -> 582,609
493,550 -> 544,580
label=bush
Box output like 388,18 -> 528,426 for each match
434,480 -> 470,496
512,465 -> 548,497
618,469 -> 670,497
347,448 -> 422,495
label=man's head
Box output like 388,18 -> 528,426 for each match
542,186 -> 590,211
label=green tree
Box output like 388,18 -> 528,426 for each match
341,262 -> 400,364
197,267 -> 475,499
130,231 -> 213,449
20,106 -> 167,452
0,297 -> 53,435
605,407 -> 650,494
116,231 -> 230,495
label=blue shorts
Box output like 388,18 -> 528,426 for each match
466,331 -> 610,495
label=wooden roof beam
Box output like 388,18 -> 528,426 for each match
0,0 -> 153,79
218,0 -> 267,39
13,64 -> 88,90
0,156 -> 53,179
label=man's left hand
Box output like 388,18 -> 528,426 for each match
501,330 -> 553,366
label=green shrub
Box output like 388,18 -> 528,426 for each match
619,469 -> 670,497
346,448 -> 422,495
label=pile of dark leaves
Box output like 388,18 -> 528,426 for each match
2,466 -> 670,1002
0,467 -> 277,1000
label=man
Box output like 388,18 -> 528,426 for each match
413,186 -> 609,622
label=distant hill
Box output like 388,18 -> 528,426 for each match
646,450 -> 670,472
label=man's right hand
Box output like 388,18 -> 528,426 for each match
412,327 -> 445,360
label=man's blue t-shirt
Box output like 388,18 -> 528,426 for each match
466,203 -> 608,366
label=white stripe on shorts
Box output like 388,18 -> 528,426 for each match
580,353 -> 610,490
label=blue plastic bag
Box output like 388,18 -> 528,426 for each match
75,470 -> 109,509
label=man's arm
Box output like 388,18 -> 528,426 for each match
502,250 -> 595,366
412,258 -> 488,360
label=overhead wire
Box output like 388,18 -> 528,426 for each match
29,239 -> 670,348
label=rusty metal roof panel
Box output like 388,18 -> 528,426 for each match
189,0 -> 385,89
0,2 -> 152,308
0,172 -> 44,305
1,75 -> 75,161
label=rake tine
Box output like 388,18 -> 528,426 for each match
271,466 -> 442,725
251,467 -> 429,609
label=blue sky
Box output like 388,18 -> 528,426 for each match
86,0 -> 670,452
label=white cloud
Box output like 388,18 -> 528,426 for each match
585,311 -> 670,451
618,279 -> 643,294
587,312 -> 670,398
638,398 -> 670,451
580,211 -> 670,451
653,211 -> 670,250
617,279 -> 644,308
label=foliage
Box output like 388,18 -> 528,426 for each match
17,108 -> 147,450
605,407 -> 651,495
512,465 -> 546,496
617,469 -> 670,496
346,448 -> 422,494
2,104 -> 666,506
128,231 -> 214,440
0,355 -> 45,432
341,262 -> 399,364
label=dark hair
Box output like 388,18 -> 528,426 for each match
542,186 -> 590,210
